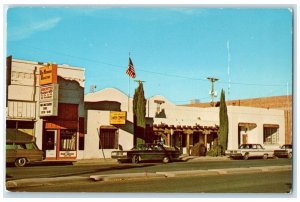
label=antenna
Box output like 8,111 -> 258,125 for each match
227,40 -> 231,99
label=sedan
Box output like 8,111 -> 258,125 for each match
111,143 -> 181,164
273,144 -> 292,159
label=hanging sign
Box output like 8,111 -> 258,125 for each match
39,64 -> 58,85
110,111 -> 126,125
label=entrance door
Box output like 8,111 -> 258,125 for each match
242,134 -> 248,144
45,130 -> 57,159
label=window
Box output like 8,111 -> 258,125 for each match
263,127 -> 279,144
60,130 -> 77,151
79,136 -> 84,150
99,129 -> 118,149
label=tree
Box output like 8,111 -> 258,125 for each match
133,82 -> 146,145
218,89 -> 229,155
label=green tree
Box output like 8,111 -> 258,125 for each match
133,82 -> 146,145
218,89 -> 229,155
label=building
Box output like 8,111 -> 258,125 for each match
6,57 -> 85,160
185,95 -> 292,144
81,88 -> 285,159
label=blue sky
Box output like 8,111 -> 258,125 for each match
6,7 -> 293,104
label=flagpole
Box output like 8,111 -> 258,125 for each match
128,52 -> 131,112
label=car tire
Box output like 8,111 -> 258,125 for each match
162,156 -> 170,164
288,152 -> 292,159
132,155 -> 140,164
243,153 -> 249,160
15,157 -> 27,167
263,154 -> 268,160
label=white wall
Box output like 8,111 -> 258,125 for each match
82,110 -> 134,159
227,106 -> 285,150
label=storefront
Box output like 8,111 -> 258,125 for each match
42,103 -> 79,160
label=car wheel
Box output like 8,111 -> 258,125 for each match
132,155 -> 140,164
288,152 -> 292,159
263,154 -> 268,160
15,157 -> 27,167
162,156 -> 170,164
243,153 -> 249,160
272,155 -> 278,159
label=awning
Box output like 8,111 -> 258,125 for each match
263,124 -> 279,128
100,125 -> 118,130
238,122 -> 257,128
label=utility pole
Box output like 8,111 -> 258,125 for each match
90,84 -> 96,93
134,80 -> 145,85
207,77 -> 219,107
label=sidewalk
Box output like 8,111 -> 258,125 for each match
72,155 -> 230,166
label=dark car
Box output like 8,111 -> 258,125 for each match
273,144 -> 292,159
111,143 -> 181,164
6,141 -> 44,167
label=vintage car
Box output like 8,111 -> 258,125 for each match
225,143 -> 273,160
111,143 -> 181,163
273,144 -> 292,159
6,141 -> 44,167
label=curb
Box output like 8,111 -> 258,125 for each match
90,172 -> 166,182
6,176 -> 89,189
6,165 -> 291,189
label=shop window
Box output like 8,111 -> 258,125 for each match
263,127 -> 279,144
60,130 -> 77,151
99,129 -> 118,149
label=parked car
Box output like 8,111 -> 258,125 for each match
6,141 -> 44,167
225,143 -> 273,160
273,144 -> 292,159
111,143 -> 181,164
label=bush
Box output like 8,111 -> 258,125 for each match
207,145 -> 222,157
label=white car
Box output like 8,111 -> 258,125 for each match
225,144 -> 273,160
273,144 -> 292,159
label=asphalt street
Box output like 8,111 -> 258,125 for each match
5,157 -> 293,193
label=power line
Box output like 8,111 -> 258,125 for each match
11,43 -> 290,87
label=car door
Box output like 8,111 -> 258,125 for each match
6,143 -> 16,163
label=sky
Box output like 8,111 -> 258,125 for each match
6,6 -> 293,104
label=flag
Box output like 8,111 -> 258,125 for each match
126,57 -> 136,78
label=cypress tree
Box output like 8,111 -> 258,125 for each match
219,89 -> 229,155
133,82 -> 146,144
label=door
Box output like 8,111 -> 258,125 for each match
45,130 -> 57,159
242,134 -> 248,144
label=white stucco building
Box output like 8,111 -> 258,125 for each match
82,87 -> 285,159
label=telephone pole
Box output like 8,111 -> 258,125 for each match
207,77 -> 219,107
134,80 -> 145,85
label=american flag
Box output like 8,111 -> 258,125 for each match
126,57 -> 136,78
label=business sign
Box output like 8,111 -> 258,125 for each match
59,151 -> 76,158
40,84 -> 59,101
39,64 -> 58,86
40,101 -> 58,116
110,111 -> 126,125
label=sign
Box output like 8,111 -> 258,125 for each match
39,64 -> 58,85
110,111 -> 126,125
40,84 -> 59,101
40,101 -> 58,116
59,151 -> 76,158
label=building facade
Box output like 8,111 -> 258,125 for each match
6,57 -> 85,160
81,88 -> 285,159
186,95 -> 292,145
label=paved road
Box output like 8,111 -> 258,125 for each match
7,170 -> 292,193
6,158 -> 292,180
